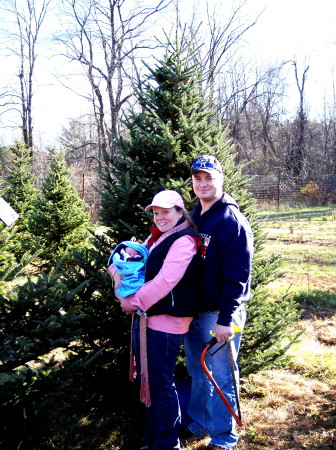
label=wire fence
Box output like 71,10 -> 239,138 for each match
247,174 -> 336,208
72,170 -> 336,220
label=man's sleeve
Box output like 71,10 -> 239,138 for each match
216,213 -> 254,326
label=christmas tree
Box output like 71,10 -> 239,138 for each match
27,152 -> 90,267
3,142 -> 37,217
99,33 -> 301,372
100,34 -> 226,241
0,226 -> 17,290
2,142 -> 38,258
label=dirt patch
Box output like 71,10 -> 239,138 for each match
297,313 -> 336,345
281,273 -> 336,292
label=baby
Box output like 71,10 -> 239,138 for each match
107,240 -> 149,298
120,246 -> 142,261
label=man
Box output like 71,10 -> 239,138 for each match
183,155 -> 254,450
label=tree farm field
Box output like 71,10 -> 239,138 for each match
260,205 -> 336,298
188,205 -> 336,450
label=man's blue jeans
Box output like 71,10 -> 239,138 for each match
184,307 -> 246,449
133,316 -> 183,449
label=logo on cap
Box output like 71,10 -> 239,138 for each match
191,155 -> 222,174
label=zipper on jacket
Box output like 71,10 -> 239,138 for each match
171,290 -> 175,307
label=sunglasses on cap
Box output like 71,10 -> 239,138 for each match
191,156 -> 222,174
192,161 -> 218,170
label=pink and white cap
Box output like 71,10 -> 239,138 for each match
145,190 -> 185,211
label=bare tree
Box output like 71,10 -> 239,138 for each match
240,63 -> 293,172
179,0 -> 262,107
55,0 -> 172,165
59,114 -> 98,164
0,0 -> 51,153
285,61 -> 309,177
203,0 -> 261,102
214,58 -> 288,168
320,86 -> 336,175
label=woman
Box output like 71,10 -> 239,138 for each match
113,190 -> 201,450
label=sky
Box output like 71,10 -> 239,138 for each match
243,0 -> 336,115
1,0 -> 336,146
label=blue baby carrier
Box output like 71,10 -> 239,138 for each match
107,241 -> 149,298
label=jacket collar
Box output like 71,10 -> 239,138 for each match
195,192 -> 239,216
147,220 -> 190,250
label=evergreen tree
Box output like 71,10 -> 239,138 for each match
0,266 -> 84,373
0,261 -> 97,445
2,142 -> 38,258
3,142 -> 37,216
27,152 -> 90,267
0,225 -> 17,291
100,34 -> 219,241
63,234 -> 131,374
0,145 -> 12,177
99,33 -> 301,372
0,224 -> 37,293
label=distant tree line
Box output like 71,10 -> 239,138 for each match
0,0 -> 335,181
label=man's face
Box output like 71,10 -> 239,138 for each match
192,170 -> 223,203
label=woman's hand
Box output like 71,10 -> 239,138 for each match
113,272 -> 122,291
116,294 -> 137,314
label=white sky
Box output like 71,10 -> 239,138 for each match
243,0 -> 336,115
1,0 -> 336,146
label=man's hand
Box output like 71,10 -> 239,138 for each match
215,324 -> 233,343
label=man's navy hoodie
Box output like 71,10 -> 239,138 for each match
190,192 -> 254,326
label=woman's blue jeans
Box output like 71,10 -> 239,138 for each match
184,307 -> 246,449
133,316 -> 183,449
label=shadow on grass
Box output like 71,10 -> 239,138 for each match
0,369 -> 146,450
292,289 -> 336,318
262,208 -> 336,221
3,353 -> 335,450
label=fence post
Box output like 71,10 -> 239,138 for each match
277,172 -> 281,209
82,173 -> 85,200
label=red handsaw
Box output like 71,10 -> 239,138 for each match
200,334 -> 243,427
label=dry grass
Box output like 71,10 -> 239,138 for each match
236,369 -> 336,449
182,210 -> 336,450
184,315 -> 336,449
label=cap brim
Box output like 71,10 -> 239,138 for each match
191,168 -> 222,175
145,202 -> 175,211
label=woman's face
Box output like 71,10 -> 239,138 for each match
152,206 -> 183,233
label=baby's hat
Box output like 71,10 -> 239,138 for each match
108,240 -> 149,266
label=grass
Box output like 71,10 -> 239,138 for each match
186,204 -> 336,450
259,204 -> 336,219
259,206 -> 336,302
187,314 -> 336,449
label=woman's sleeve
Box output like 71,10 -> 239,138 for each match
121,235 -> 197,311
